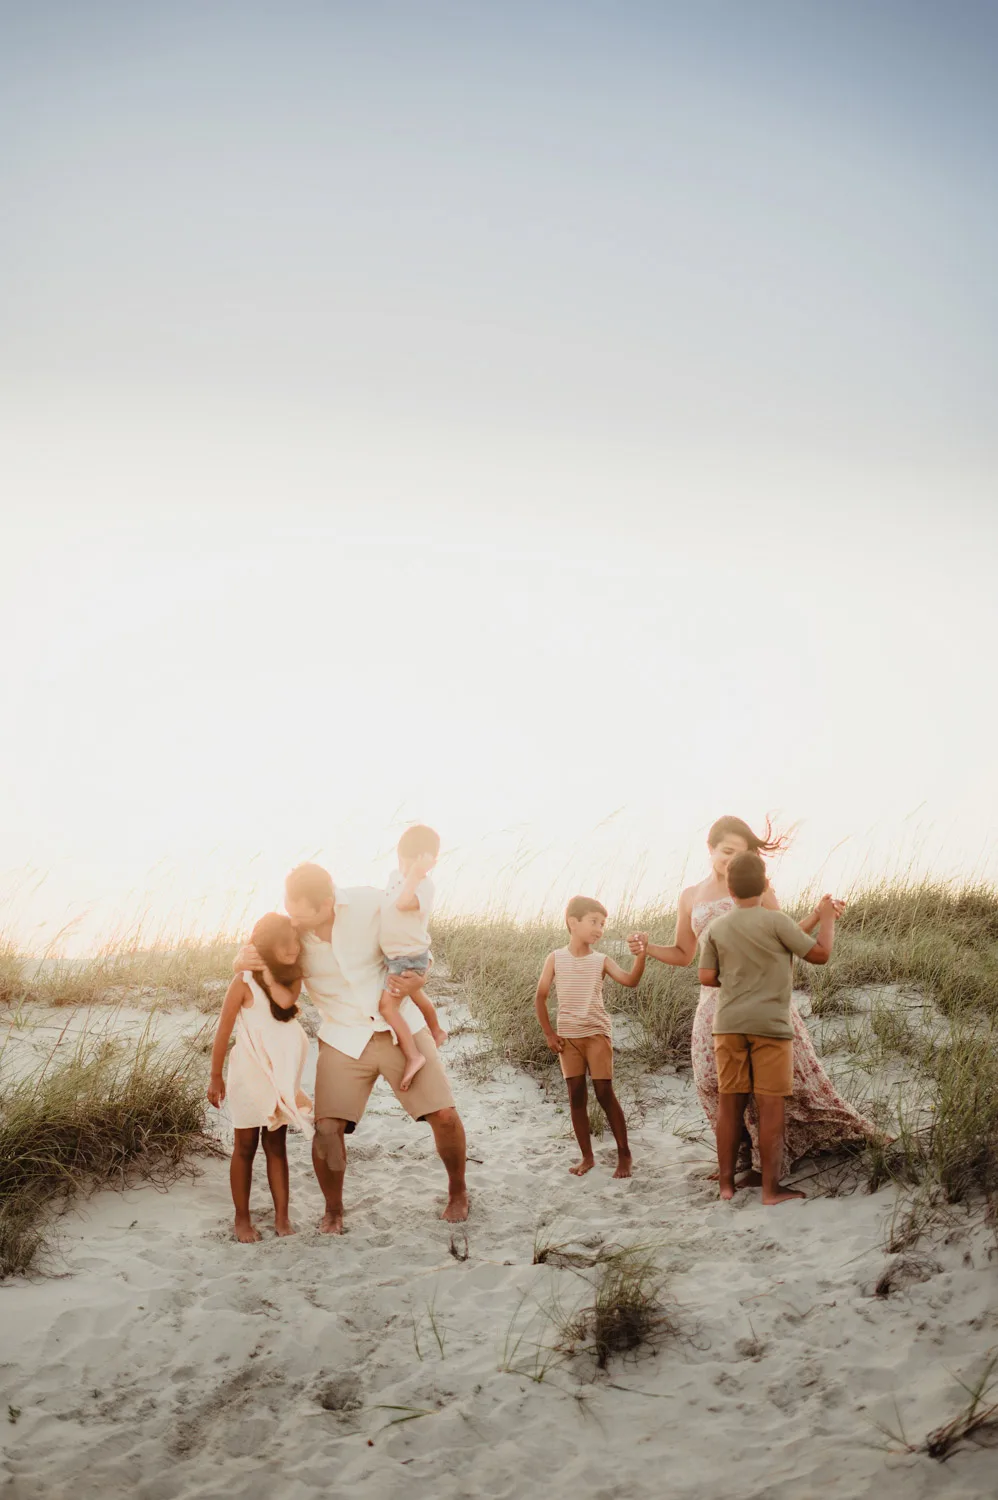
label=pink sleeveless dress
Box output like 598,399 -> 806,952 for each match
691,899 -> 878,1177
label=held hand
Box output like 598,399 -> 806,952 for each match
546,1033 -> 566,1055
817,893 -> 841,920
207,1077 -> 225,1108
627,932 -> 649,955
233,943 -> 265,973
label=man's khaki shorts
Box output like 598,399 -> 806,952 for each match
714,1033 -> 794,1097
559,1034 -> 614,1080
315,1030 -> 455,1131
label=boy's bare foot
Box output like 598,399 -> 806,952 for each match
762,1188 -> 806,1206
718,1181 -> 736,1201
441,1190 -> 469,1223
319,1209 -> 344,1234
234,1217 -> 261,1243
400,1053 -> 427,1092
569,1157 -> 595,1176
613,1153 -> 633,1180
736,1170 -> 764,1189
430,1025 -> 448,1046
274,1217 -> 296,1237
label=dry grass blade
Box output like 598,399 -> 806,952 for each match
553,1246 -> 677,1371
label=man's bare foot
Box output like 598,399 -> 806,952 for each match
569,1157 -> 595,1176
319,1209 -> 344,1235
234,1217 -> 261,1243
735,1170 -> 763,1189
613,1153 -> 633,1180
762,1188 -> 806,1206
441,1190 -> 469,1223
400,1053 -> 427,1092
274,1217 -> 296,1237
430,1025 -> 448,1046
718,1181 -> 736,1201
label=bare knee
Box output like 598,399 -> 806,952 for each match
592,1080 -> 616,1109
233,1128 -> 260,1159
314,1117 -> 347,1169
261,1126 -> 288,1157
566,1078 -> 588,1109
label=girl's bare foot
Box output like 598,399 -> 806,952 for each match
736,1170 -> 763,1189
431,1025 -> 448,1046
569,1157 -> 595,1176
613,1153 -> 633,1180
400,1053 -> 427,1092
234,1216 -> 261,1243
718,1181 -> 736,1201
762,1188 -> 806,1206
274,1218 -> 296,1237
319,1209 -> 344,1234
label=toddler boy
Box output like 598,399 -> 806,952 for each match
380,824 -> 447,1090
698,851 -> 838,1205
535,897 -> 646,1179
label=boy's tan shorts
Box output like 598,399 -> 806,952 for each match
314,1030 -> 455,1131
714,1034 -> 793,1097
559,1034 -> 614,1080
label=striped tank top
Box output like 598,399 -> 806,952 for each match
553,947 -> 611,1040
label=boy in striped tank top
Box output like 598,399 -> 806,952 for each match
534,897 -> 647,1178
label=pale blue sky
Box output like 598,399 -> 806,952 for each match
1,3 -> 996,948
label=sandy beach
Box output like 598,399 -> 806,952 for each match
2,986 -> 997,1500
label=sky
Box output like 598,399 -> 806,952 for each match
2,2 -> 997,952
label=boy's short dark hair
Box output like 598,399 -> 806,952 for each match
726,851 -> 767,899
565,895 -> 608,929
285,861 -> 334,907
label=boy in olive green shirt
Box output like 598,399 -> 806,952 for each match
698,852 -> 839,1206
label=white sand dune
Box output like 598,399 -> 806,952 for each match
2,992 -> 997,1500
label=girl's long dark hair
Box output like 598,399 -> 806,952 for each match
250,912 -> 303,1023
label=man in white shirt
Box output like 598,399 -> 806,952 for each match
242,861 -> 468,1233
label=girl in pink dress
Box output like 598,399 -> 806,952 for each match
635,816 -> 879,1180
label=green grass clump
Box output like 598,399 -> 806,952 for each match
1,928 -> 240,1009
0,1022 -> 219,1276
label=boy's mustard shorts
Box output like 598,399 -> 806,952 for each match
713,1033 -> 793,1096
559,1034 -> 614,1080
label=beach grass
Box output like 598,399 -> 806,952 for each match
0,1018 -> 219,1277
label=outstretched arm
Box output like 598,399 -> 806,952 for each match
798,895 -> 838,965
604,948 -> 646,988
207,977 -> 249,1105
534,953 -> 563,1054
633,889 -> 698,967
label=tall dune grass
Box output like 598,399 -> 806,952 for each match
0,926 -> 240,1009
0,1020 -> 219,1276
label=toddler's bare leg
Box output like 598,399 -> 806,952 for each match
412,985 -> 447,1045
566,1075 -> 595,1175
379,989 -> 426,1090
756,1095 -> 805,1206
261,1125 -> 294,1234
231,1127 -> 262,1242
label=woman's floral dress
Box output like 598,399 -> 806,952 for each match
691,898 -> 879,1178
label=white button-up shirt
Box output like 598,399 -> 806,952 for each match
301,885 -> 426,1060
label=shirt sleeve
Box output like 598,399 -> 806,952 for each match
773,910 -> 817,958
416,878 -> 435,918
699,927 -> 719,971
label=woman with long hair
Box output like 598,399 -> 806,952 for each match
637,816 -> 878,1179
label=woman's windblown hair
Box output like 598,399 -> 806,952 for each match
706,815 -> 794,856
250,912 -> 303,1023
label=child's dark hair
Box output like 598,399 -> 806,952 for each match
250,912 -> 302,1022
285,861 -> 334,909
565,896 -> 608,929
726,852 -> 768,900
398,824 -> 441,859
707,814 -> 792,855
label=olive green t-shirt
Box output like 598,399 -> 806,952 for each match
699,906 -> 817,1039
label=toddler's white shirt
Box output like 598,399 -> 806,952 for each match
380,871 -> 434,959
